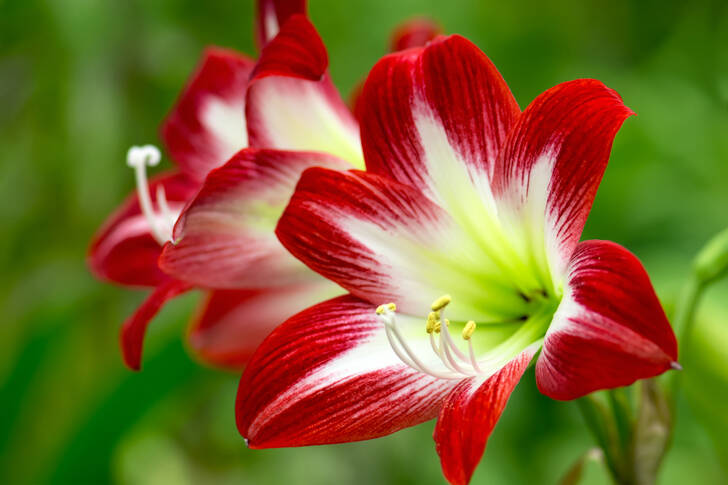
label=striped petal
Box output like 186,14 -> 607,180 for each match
236,295 -> 458,448
88,172 -> 197,287
434,346 -> 537,485
492,80 -> 635,281
159,149 -> 349,289
189,281 -> 342,369
359,34 -> 520,205
277,167 -> 530,322
246,15 -> 363,167
536,240 -> 678,401
161,47 -> 253,181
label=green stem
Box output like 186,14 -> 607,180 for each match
672,275 -> 705,358
669,226 -> 728,399
577,395 -> 628,484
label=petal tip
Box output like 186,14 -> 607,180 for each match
119,324 -> 143,371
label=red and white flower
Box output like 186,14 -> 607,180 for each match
235,34 -> 679,484
89,2 -> 439,370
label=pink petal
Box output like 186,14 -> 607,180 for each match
246,15 -> 363,166
359,34 -> 519,196
161,47 -> 254,182
120,279 -> 193,371
159,149 -> 349,289
255,0 -> 307,48
236,295 -> 457,448
492,79 -> 635,277
188,281 -> 342,369
88,172 -> 198,288
434,347 -> 537,485
389,17 -> 442,51
536,240 -> 678,401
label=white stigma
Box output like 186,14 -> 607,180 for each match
126,145 -> 176,246
377,299 -> 489,380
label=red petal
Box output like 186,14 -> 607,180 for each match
359,34 -> 519,195
159,149 -> 349,289
188,281 -> 341,369
434,347 -> 536,485
236,295 -> 457,448
251,14 -> 326,82
536,240 -> 678,400
119,279 -> 193,370
389,17 -> 442,51
161,47 -> 254,182
255,0 -> 307,48
88,172 -> 198,287
246,16 -> 362,165
492,79 -> 634,276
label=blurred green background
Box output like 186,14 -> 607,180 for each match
1,0 -> 727,483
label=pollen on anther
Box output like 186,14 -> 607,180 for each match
375,304 -> 387,315
431,294 -> 452,311
462,320 -> 476,340
387,302 -> 397,312
426,312 -> 438,334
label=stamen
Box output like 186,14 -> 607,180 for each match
462,320 -> 476,340
437,318 -> 470,374
126,145 -> 177,246
378,297 -> 525,381
378,307 -> 458,379
431,294 -> 452,311
461,320 -> 483,372
467,339 -> 483,374
438,315 -> 470,364
425,312 -> 438,334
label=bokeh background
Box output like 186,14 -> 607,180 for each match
2,0 -> 727,483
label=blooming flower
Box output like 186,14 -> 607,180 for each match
235,34 -> 679,484
89,1 -> 439,370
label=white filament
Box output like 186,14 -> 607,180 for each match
126,145 -> 176,245
378,306 -> 491,380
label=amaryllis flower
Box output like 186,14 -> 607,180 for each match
89,1 -> 439,370
88,0 -> 309,370
235,34 -> 679,484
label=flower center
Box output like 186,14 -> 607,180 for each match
377,294 -> 554,380
126,145 -> 178,246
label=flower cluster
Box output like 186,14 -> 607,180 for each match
89,1 -> 678,483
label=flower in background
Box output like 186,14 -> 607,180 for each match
88,1 -> 441,370
235,34 -> 679,484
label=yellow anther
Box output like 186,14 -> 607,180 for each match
433,320 -> 442,333
462,320 -> 476,340
426,312 -> 438,334
376,302 -> 397,315
431,294 -> 452,311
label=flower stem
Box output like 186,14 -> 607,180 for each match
669,226 -> 728,398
